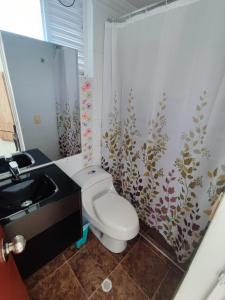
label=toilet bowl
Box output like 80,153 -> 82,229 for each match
72,166 -> 139,253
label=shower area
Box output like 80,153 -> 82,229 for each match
101,0 -> 225,266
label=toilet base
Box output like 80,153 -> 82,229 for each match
90,225 -> 127,253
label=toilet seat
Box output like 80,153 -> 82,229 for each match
94,192 -> 138,233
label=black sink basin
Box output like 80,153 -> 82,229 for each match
0,174 -> 58,211
13,152 -> 35,169
0,157 -> 10,174
0,152 -> 35,176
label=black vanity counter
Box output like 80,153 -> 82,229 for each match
0,148 -> 51,178
26,148 -> 51,166
0,163 -> 80,223
0,163 -> 82,278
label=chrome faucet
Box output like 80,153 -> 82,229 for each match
4,153 -> 13,162
9,161 -> 20,181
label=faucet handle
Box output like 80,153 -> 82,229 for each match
9,161 -> 19,170
9,161 -> 20,180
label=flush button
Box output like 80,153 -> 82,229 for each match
88,170 -> 96,175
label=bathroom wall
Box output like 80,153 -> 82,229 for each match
0,55 -> 3,71
55,0 -> 135,176
56,2 -> 225,300
2,33 -> 60,160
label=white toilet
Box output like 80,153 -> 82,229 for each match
72,166 -> 139,253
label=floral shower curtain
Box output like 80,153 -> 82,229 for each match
101,0 -> 225,262
53,46 -> 81,157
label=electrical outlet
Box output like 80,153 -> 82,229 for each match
33,114 -> 41,125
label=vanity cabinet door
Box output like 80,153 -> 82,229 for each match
0,226 -> 29,300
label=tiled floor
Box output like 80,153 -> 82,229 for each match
140,221 -> 177,260
140,221 -> 189,271
25,232 -> 184,300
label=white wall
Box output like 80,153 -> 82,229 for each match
2,32 -> 60,160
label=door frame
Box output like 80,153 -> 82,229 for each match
0,32 -> 25,151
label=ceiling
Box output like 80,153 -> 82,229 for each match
126,0 -> 162,9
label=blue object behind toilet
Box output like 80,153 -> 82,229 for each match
75,222 -> 89,249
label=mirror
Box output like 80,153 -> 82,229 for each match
0,31 -> 81,161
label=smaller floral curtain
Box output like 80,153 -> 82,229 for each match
53,46 -> 81,157
80,77 -> 93,166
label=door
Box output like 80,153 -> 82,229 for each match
0,226 -> 29,300
0,71 -> 20,155
0,72 -> 14,142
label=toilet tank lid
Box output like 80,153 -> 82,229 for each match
72,165 -> 112,191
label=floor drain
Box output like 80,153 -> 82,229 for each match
101,278 -> 112,293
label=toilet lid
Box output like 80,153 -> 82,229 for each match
93,192 -> 137,231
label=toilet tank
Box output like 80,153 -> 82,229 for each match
72,166 -> 113,193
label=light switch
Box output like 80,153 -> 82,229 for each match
33,114 -> 41,125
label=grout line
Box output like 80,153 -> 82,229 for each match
119,239 -> 140,265
150,267 -> 171,300
87,263 -> 122,300
120,264 -> 151,300
26,244 -> 84,291
66,261 -> 89,299
87,237 -> 141,299
139,232 -> 186,273
26,258 -> 68,291
119,236 -> 180,300
68,238 -> 120,300
65,243 -> 87,263
28,233 -> 182,299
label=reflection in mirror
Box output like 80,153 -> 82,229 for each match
0,31 -> 81,161
0,67 -> 17,155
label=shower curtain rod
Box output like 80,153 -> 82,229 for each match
107,0 -> 177,23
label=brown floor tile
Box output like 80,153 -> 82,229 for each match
140,221 -> 189,271
140,221 -> 176,259
69,246 -> 109,296
152,266 -> 184,300
26,226 -> 183,300
89,265 -> 149,300
63,243 -> 79,260
88,228 -> 140,263
111,235 -> 140,262
25,253 -> 66,290
28,263 -> 87,300
122,237 -> 170,298
63,230 -> 96,260
87,230 -> 97,241
86,236 -> 118,274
